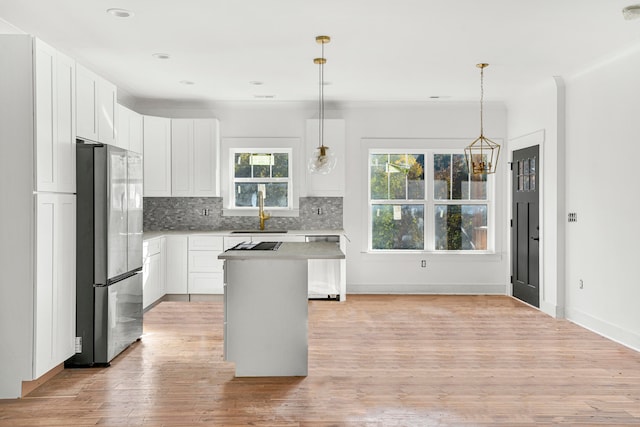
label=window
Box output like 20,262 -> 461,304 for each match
231,149 -> 292,209
369,150 -> 492,252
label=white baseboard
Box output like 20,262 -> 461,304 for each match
347,283 -> 506,295
566,307 -> 640,353
540,300 -> 565,319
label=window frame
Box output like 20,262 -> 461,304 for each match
220,137 -> 304,217
367,147 -> 495,253
229,148 -> 293,210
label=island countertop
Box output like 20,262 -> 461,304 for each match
218,241 -> 345,260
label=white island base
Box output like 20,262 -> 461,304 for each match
224,258 -> 309,376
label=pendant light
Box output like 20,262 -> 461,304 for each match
464,63 -> 500,175
308,35 -> 337,175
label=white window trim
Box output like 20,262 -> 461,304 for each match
229,148 -> 293,210
362,138 -> 498,254
221,137 -> 301,217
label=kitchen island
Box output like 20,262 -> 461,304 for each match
219,242 -> 345,376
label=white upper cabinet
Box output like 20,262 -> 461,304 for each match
34,39 -> 76,193
143,115 -> 172,196
115,104 -> 130,150
76,63 -> 117,144
171,118 -> 219,197
75,63 -> 98,141
116,104 -> 143,153
305,119 -> 346,197
97,77 -> 116,145
129,109 -> 144,154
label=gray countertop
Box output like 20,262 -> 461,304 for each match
143,229 -> 345,240
219,242 -> 345,260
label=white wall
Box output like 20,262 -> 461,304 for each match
562,47 -> 640,351
136,100 -> 510,294
506,78 -> 566,318
0,17 -> 24,34
342,102 -> 508,294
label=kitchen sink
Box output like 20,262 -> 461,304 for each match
230,230 -> 288,234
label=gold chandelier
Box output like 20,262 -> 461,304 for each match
307,35 -> 337,174
464,63 -> 500,175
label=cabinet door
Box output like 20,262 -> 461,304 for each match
75,63 -> 98,141
34,39 -> 76,193
34,193 -> 76,378
143,237 -> 165,308
115,104 -> 130,150
171,118 -> 218,197
143,116 -> 172,196
128,109 -> 144,154
188,272 -> 224,294
193,119 -> 218,196
171,119 -> 194,196
97,78 -> 116,145
166,235 -> 188,294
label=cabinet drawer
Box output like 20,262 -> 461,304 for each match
189,235 -> 223,251
188,272 -> 224,294
143,238 -> 162,257
188,251 -> 224,272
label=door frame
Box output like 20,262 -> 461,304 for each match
507,130 -> 545,306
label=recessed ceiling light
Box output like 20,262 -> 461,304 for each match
107,8 -> 134,18
254,94 -> 276,99
152,53 -> 171,60
180,80 -> 195,85
623,5 -> 640,20
249,81 -> 264,86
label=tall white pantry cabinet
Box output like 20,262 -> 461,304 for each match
0,35 -> 77,399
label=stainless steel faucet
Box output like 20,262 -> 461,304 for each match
258,190 -> 270,230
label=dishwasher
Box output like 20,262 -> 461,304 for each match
306,235 -> 341,300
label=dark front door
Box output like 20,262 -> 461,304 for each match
512,145 -> 540,307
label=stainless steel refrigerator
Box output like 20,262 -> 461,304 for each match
68,142 -> 143,366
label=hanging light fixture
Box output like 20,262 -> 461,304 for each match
308,35 -> 337,175
464,63 -> 500,175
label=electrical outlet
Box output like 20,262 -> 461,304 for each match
316,208 -> 322,215
203,208 -> 210,216
568,212 -> 577,222
579,279 -> 584,289
420,260 -> 427,268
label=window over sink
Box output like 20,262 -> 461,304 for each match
231,150 -> 292,209
220,137 -> 301,217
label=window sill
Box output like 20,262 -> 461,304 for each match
222,208 -> 300,218
361,250 -> 503,262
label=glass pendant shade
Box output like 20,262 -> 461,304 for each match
308,145 -> 337,174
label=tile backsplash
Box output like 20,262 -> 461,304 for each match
143,197 -> 343,231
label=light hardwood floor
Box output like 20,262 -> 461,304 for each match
1,295 -> 639,426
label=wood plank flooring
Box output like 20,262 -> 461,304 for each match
1,295 -> 640,426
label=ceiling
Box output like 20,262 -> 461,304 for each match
1,0 -> 640,104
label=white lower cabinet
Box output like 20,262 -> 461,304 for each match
143,232 -> 346,301
143,237 -> 165,309
34,193 -> 76,378
188,235 -> 224,294
166,235 -> 188,294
